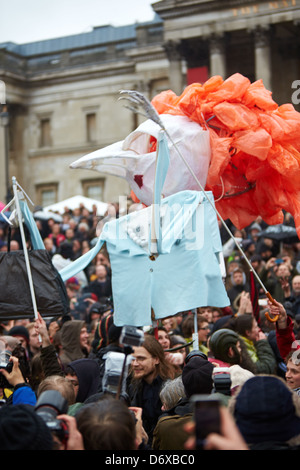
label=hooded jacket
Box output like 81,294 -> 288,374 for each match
67,358 -> 101,403
60,320 -> 87,367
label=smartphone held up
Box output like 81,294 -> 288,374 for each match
191,395 -> 221,450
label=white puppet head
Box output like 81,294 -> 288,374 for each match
70,114 -> 211,206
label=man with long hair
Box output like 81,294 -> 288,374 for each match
128,334 -> 176,445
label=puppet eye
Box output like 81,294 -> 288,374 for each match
134,175 -> 143,188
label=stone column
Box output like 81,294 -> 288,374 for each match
209,35 -> 226,78
164,40 -> 183,95
254,26 -> 272,90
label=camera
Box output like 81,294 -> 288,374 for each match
212,367 -> 232,396
191,394 -> 221,450
35,390 -> 69,444
0,349 -> 13,389
120,326 -> 144,348
101,327 -> 144,399
102,351 -> 129,395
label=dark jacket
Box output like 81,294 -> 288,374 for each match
128,375 -> 164,445
238,334 -> 277,375
40,344 -> 64,377
286,293 -> 300,317
152,397 -> 192,450
83,278 -> 112,300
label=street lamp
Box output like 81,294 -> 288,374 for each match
0,104 -> 12,204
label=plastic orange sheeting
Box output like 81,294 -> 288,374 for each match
151,73 -> 300,239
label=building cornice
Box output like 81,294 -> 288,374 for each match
153,0 -> 300,20
0,60 -> 137,89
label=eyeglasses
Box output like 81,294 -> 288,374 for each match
131,356 -> 150,364
199,326 -> 210,330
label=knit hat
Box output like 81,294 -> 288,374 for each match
108,324 -> 122,344
91,313 -> 114,352
91,301 -> 112,316
233,376 -> 300,444
0,404 -> 53,450
89,302 -> 102,315
258,243 -> 273,255
66,277 -> 80,290
210,315 -> 232,334
240,239 -> 254,251
250,253 -> 262,263
229,365 -> 254,391
249,223 -> 262,233
8,325 -> 30,345
182,356 -> 214,398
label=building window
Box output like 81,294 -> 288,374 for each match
86,112 -> 97,143
40,118 -> 52,147
36,183 -> 58,207
82,178 -> 104,201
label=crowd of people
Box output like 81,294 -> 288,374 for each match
0,198 -> 300,451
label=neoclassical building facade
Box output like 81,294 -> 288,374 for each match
0,0 -> 300,207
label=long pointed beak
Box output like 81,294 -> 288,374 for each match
70,114 -> 211,206
70,141 -> 141,177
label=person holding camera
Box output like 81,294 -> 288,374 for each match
0,357 -> 84,450
0,355 -> 36,406
260,256 -> 297,304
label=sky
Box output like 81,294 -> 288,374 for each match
0,0 -> 159,44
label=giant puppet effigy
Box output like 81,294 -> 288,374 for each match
71,73 -> 300,240
2,73 -> 300,328
69,73 -> 300,324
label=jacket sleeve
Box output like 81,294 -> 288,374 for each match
276,316 -> 298,360
40,344 -> 64,377
254,339 -> 277,374
12,384 -> 37,406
